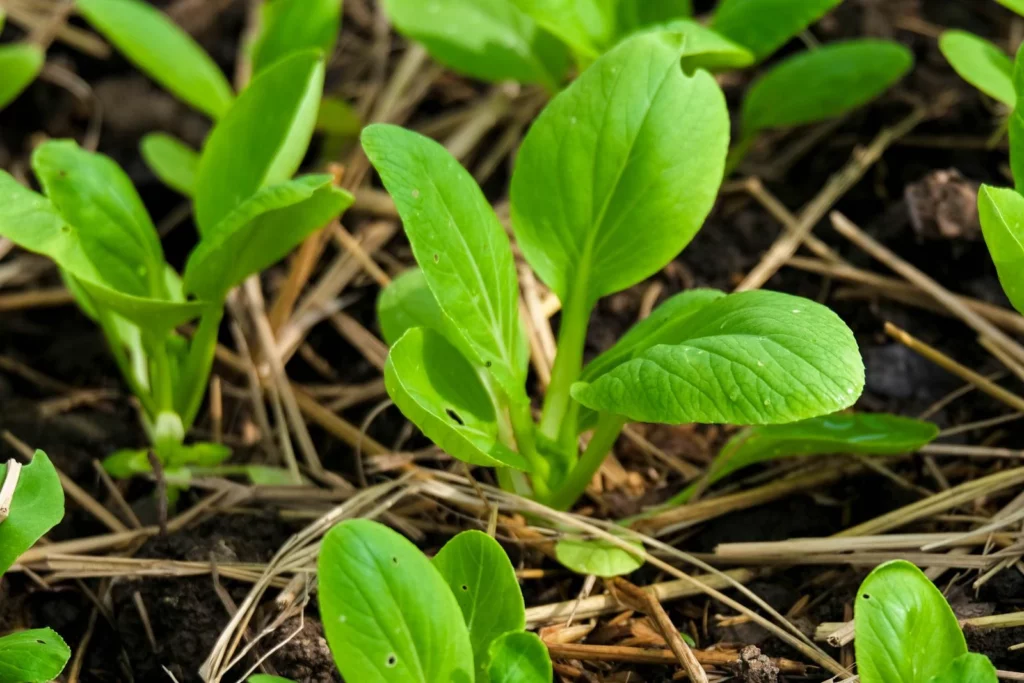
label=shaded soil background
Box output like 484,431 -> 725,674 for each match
2,0 -> 1024,680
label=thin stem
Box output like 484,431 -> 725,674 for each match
508,399 -> 549,498
548,413 -> 626,510
539,288 -> 591,447
178,310 -> 225,431
150,338 -> 175,413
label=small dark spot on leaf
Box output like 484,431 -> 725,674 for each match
36,640 -> 46,645
392,556 -> 399,565
485,361 -> 492,368
58,170 -> 67,178
386,653 -> 398,667
446,409 -> 464,426
60,225 -> 70,233
862,594 -> 870,600
433,253 -> 439,263
461,584 -> 468,591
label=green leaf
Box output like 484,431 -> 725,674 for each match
512,0 -> 612,59
433,531 -> 525,682
646,20 -> 754,71
0,43 -> 43,110
385,328 -> 530,471
614,0 -> 692,34
555,537 -> 643,577
0,451 -> 64,576
73,277 -> 210,333
582,289 -> 725,382
32,139 -> 166,298
711,0 -> 841,62
855,560 -> 967,683
510,31 -> 728,307
377,268 -> 477,363
166,442 -> 231,468
76,0 -> 233,119
248,676 -> 297,683
939,31 -> 1015,107
194,50 -> 324,236
0,628 -> 71,683
318,519 -> 475,683
141,133 -> 199,196
184,175 -> 353,300
928,654 -> 999,683
383,0 -> 568,88
978,185 -> 1024,315
245,466 -> 302,486
671,413 -> 938,504
1011,45 -> 1024,192
741,39 -> 913,134
998,0 -> 1024,16
317,95 -> 362,137
363,124 -> 528,397
102,449 -> 151,479
486,632 -> 552,683
571,290 -> 864,426
252,0 -> 341,75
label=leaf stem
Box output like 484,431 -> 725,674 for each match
548,412 -> 626,510
539,289 -> 591,448
508,399 -> 550,498
178,309 -> 224,431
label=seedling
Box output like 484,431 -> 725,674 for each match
0,10 -> 46,112
0,50 -> 354,479
855,560 -> 998,683
369,31 -> 865,513
0,451 -> 71,683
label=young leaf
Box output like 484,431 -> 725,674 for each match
741,39 -> 913,135
251,0 -> 341,75
978,185 -> 1024,315
76,0 -> 233,119
317,96 -> 362,137
555,537 -> 644,577
998,0 -> 1024,16
102,449 -> 151,479
32,140 -> 166,298
0,451 -> 64,576
581,289 -> 725,382
1011,45 -> 1024,191
141,133 -> 199,196
510,31 -> 729,307
927,653 -> 998,683
571,290 -> 864,426
385,328 -> 530,470
184,175 -> 353,300
615,0 -> 693,34
0,628 -> 71,683
646,20 -> 754,71
194,50 -> 324,236
382,0 -> 568,89
166,442 -> 232,468
363,124 -> 529,397
72,278 -> 210,333
0,43 -> 44,110
318,519 -> 475,683
669,413 -> 938,505
433,531 -> 525,681
855,560 -> 967,683
512,0 -> 612,59
486,632 -> 552,683
939,31 -> 1015,107
711,0 -> 841,62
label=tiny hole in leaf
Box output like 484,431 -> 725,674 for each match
446,409 -> 464,426
862,594 -> 870,600
386,653 -> 398,668
485,361 -> 492,368
461,584 -> 468,591
36,640 -> 46,645
433,253 -> 439,263
392,556 -> 399,565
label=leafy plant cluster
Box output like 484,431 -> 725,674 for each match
371,29 -> 868,516
855,560 -> 998,683
0,452 -> 70,683
0,0 -> 353,481
380,0 -> 914,168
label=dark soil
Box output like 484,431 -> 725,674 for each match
2,0 -> 1024,680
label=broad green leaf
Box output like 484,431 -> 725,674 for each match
555,537 -> 643,577
185,175 -> 353,300
0,43 -> 43,110
32,140 -> 166,298
383,0 -> 568,88
377,268 -> 477,362
76,0 -> 233,119
711,0 -> 841,62
939,31 -> 1015,107
571,290 -> 864,425
978,185 -> 1024,315
319,519 -> 475,683
433,531 -> 525,682
385,328 -> 530,470
363,124 -> 528,396
0,451 -> 63,576
928,654 -> 998,683
0,628 -> 71,683
645,20 -> 754,71
317,95 -> 362,137
510,32 -> 728,307
194,50 -> 324,236
741,40 -> 913,134
512,0 -> 612,59
486,632 -> 552,683
252,0 -> 341,75
582,289 -> 725,382
670,413 -> 938,505
74,277 -> 210,333
998,0 -> 1024,16
855,560 -> 967,683
141,133 -> 199,196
